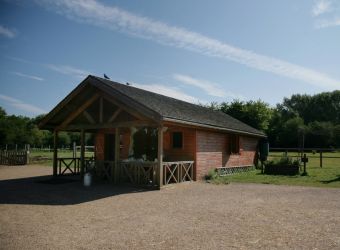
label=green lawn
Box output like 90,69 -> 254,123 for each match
29,150 -> 94,167
211,151 -> 340,188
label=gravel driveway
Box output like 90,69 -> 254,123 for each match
0,165 -> 339,250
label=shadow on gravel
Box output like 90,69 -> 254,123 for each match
0,175 -> 155,205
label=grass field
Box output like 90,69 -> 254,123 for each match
29,149 -> 94,167
211,151 -> 340,188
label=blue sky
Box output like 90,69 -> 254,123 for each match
0,0 -> 339,117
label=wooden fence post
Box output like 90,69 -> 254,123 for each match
320,151 -> 323,168
114,128 -> 120,184
53,131 -> 58,177
26,144 -> 30,164
73,141 -> 76,158
158,126 -> 163,188
80,129 -> 85,179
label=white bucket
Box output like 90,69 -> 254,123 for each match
83,173 -> 92,187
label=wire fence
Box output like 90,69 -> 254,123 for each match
269,148 -> 340,168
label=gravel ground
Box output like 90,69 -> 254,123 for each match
0,165 -> 339,250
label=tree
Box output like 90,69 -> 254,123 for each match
276,117 -> 306,148
217,100 -> 273,132
305,121 -> 335,148
281,90 -> 340,124
0,107 -> 6,118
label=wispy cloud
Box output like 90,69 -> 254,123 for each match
0,94 -> 46,114
45,64 -> 91,79
12,72 -> 44,81
6,56 -> 33,64
35,0 -> 340,89
131,82 -> 201,103
311,0 -> 340,29
7,56 -> 91,79
173,74 -> 243,99
312,0 -> 332,17
315,17 -> 340,28
0,25 -> 16,38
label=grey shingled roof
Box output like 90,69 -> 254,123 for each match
92,76 -> 265,137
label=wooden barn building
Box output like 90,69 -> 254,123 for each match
39,75 -> 265,188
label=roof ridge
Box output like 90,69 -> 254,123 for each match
92,76 -> 238,118
92,75 -> 205,107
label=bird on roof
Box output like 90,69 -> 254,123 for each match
103,74 -> 110,79
126,82 -> 130,86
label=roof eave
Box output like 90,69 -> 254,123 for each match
163,117 -> 266,138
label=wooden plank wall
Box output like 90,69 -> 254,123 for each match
0,150 -> 28,165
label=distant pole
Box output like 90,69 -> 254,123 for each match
26,144 -> 30,165
303,153 -> 307,175
320,151 -> 323,168
15,144 -> 17,151
302,133 -> 305,158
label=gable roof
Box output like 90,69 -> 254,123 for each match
40,75 -> 265,137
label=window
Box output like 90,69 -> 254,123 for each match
172,132 -> 183,149
229,134 -> 239,154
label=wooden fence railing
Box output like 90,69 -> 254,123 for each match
163,161 -> 194,185
119,161 -> 157,185
119,160 -> 195,186
55,158 -> 195,187
57,157 -> 81,175
57,157 -> 94,176
0,150 -> 28,165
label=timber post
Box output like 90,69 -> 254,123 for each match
114,128 -> 120,184
301,153 -> 308,175
53,130 -> 58,177
80,129 -> 85,179
157,126 -> 163,188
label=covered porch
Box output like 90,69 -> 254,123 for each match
54,127 -> 194,188
41,77 -> 194,188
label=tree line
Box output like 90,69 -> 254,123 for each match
206,90 -> 340,148
0,108 -> 93,149
0,90 -> 339,149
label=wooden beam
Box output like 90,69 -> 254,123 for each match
157,126 -> 163,188
53,130 -> 58,177
38,76 -> 91,129
108,108 -> 122,123
193,129 -> 197,181
57,93 -> 99,130
83,111 -> 96,124
99,92 -> 149,121
99,97 -> 103,123
91,79 -> 162,122
65,120 -> 159,130
80,129 -> 85,179
114,128 -> 120,184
